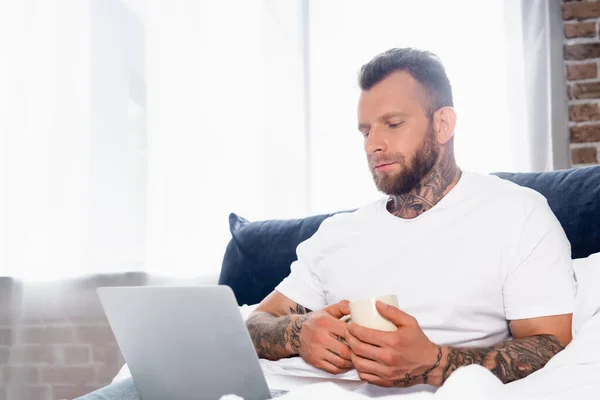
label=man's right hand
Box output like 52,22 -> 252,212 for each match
296,301 -> 353,374
247,291 -> 353,375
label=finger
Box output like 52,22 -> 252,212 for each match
328,336 -> 353,361
356,371 -> 391,387
324,300 -> 351,319
327,317 -> 351,338
375,301 -> 416,327
351,354 -> 389,379
345,330 -> 387,361
325,349 -> 353,370
317,359 -> 348,375
347,321 -> 388,346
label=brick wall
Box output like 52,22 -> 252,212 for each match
0,273 -> 218,400
2,5 -> 598,400
563,0 -> 600,166
0,276 -> 142,400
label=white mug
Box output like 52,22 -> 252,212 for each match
340,294 -> 399,331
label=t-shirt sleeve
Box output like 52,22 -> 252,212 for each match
274,221 -> 331,311
503,200 -> 576,320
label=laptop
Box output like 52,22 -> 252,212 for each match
97,285 -> 363,400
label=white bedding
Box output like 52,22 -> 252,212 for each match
113,254 -> 600,399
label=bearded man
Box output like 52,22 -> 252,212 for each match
246,48 -> 575,393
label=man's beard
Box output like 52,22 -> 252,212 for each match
368,127 -> 439,196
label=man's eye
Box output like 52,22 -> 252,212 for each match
360,131 -> 369,138
389,122 -> 403,128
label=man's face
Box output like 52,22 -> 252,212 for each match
358,71 -> 440,196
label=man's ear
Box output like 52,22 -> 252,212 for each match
433,107 -> 456,145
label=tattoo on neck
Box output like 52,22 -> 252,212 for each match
441,334 -> 564,385
247,303 -> 312,360
389,148 -> 461,219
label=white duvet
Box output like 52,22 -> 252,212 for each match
257,311 -> 600,400
113,253 -> 600,399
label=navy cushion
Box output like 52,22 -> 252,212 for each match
494,165 -> 600,260
219,212 -> 344,305
220,166 -> 600,305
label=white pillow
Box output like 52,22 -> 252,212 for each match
572,252 -> 600,336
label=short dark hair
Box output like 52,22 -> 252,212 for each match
358,48 -> 454,117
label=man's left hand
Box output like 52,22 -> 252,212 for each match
344,301 -> 443,387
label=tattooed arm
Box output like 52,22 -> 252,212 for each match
437,334 -> 563,384
246,291 -> 353,374
432,313 -> 573,385
345,303 -> 571,388
245,292 -> 311,360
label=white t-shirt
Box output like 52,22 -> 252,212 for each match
276,172 -> 576,348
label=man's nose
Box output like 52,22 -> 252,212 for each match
365,126 -> 387,154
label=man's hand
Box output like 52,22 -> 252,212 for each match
247,292 -> 352,374
297,300 -> 354,374
344,301 -> 442,387
345,301 -> 568,387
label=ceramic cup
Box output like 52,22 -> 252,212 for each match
340,294 -> 399,331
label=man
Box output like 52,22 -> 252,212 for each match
76,48 -> 574,399
246,48 -> 574,389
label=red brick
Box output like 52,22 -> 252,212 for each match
40,366 -> 95,385
0,328 -> 14,346
75,326 -> 116,344
1,366 -> 39,384
564,43 -> 600,60
562,1 -> 600,20
52,385 -> 99,399
10,345 -> 55,364
20,327 -> 73,344
569,103 -> 600,121
572,81 -> 600,99
564,22 -> 596,38
567,84 -> 574,100
92,346 -> 123,365
566,63 -> 597,80
63,346 -> 90,364
6,385 -> 49,400
572,146 -> 598,164
570,124 -> 600,142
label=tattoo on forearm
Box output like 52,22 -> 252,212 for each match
287,303 -> 311,353
290,304 -> 311,315
393,345 -> 443,386
246,303 -> 312,360
246,312 -> 291,360
442,334 -> 564,384
289,315 -> 308,353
